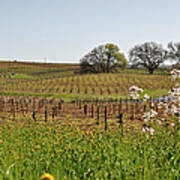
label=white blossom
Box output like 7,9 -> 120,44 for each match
142,127 -> 155,135
170,123 -> 175,127
129,86 -> 143,99
129,86 -> 143,93
143,94 -> 150,101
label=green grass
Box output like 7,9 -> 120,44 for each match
0,120 -> 179,179
144,89 -> 168,97
0,91 -> 91,102
11,74 -> 35,80
0,88 -> 169,102
118,68 -> 171,75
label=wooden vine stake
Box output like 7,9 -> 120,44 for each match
32,110 -> 36,122
104,106 -> 107,131
58,101 -> 62,110
11,99 -> 15,121
79,99 -> 81,109
52,106 -> 55,120
118,113 -> 123,136
84,104 -> 87,116
96,106 -> 100,125
32,98 -> 36,122
91,104 -> 94,118
130,104 -> 134,120
113,104 -> 116,114
143,104 -> 146,112
45,106 -> 48,123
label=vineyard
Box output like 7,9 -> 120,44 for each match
0,61 -> 180,179
0,61 -> 175,101
0,95 -> 161,130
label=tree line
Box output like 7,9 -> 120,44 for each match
80,41 -> 180,74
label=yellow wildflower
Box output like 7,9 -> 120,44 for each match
40,173 -> 54,180
35,145 -> 40,150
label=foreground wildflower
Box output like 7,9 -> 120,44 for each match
40,173 -> 54,180
142,126 -> 155,135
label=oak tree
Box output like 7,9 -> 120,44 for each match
129,42 -> 168,74
80,43 -> 127,73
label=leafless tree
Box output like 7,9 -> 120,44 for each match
167,41 -> 180,63
129,42 -> 168,74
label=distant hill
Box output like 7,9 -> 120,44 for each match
0,60 -> 80,69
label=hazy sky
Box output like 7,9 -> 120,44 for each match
0,0 -> 179,63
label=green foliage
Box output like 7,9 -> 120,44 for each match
0,120 -> 179,179
105,43 -> 128,69
80,43 -> 127,73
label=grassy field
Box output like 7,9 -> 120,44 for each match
1,120 -> 179,179
0,61 -> 180,179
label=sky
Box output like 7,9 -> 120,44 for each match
0,0 -> 180,63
